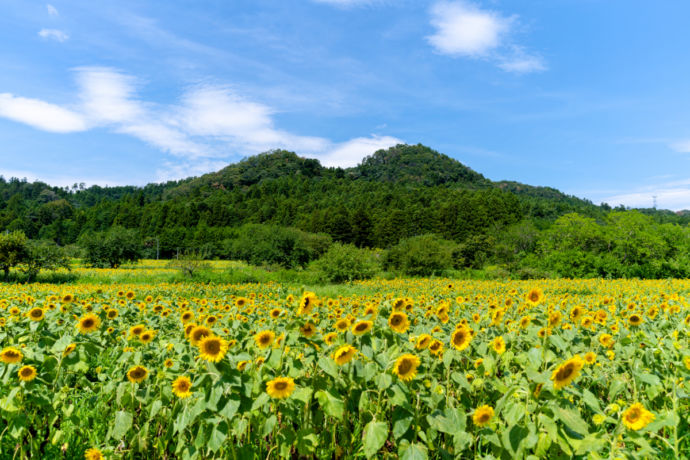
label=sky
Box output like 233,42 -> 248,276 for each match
1,1 -> 690,210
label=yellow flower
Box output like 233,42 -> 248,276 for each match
525,287 -> 543,305
266,377 -> 296,399
551,355 -> 584,390
451,327 -> 472,351
593,414 -> 606,425
393,353 -> 420,381
189,325 -> 212,346
472,405 -> 494,426
129,324 -> 146,338
27,307 -> 45,321
333,345 -> 357,366
300,322 -> 317,338
237,360 -> 249,371
416,334 -> 432,350
18,365 -> 37,382
298,292 -> 318,315
164,358 -> 174,368
84,447 -> 104,460
351,320 -> 373,335
683,356 -> 690,370
139,330 -> 156,344
599,333 -> 615,348
584,352 -> 597,365
0,347 -> 23,364
388,312 -> 410,334
491,336 -> 506,355
76,313 -> 101,334
63,343 -> 76,357
198,336 -> 229,362
254,330 -> 275,349
127,365 -> 149,383
172,376 -> 193,398
622,403 -> 655,430
628,314 -> 643,327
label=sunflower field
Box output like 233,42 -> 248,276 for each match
1,277 -> 690,459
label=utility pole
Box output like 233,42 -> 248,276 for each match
653,195 -> 657,209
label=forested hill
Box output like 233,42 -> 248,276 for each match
2,143 -> 690,274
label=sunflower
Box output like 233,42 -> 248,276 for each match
270,308 -> 282,319
127,365 -> 149,383
198,335 -> 229,362
298,292 -> 318,315
76,313 -> 101,334
334,319 -> 349,333
18,365 -> 37,382
519,316 -> 531,329
323,332 -> 338,346
333,345 -> 357,366
472,405 -> 494,427
266,377 -> 296,399
551,355 -> 584,390
125,291 -> 135,300
351,320 -> 373,335
106,309 -> 118,320
27,307 -> 45,321
491,336 -> 506,355
684,356 -> 690,370
84,448 -> 104,460
235,297 -> 249,308
628,314 -> 643,327
139,330 -> 156,344
172,376 -> 193,398
205,315 -> 218,326
548,311 -> 562,328
622,403 -> 655,430
599,333 -> 615,348
300,322 -> 317,338
62,293 -> 74,303
63,343 -> 76,357
416,334 -> 432,350
428,340 -> 444,356
525,287 -> 543,305
189,325 -> 212,346
164,358 -> 174,368
584,352 -> 597,365
451,327 -> 472,351
388,312 -> 410,334
393,353 -> 420,381
255,330 -> 275,349
237,360 -> 249,371
0,347 -> 23,364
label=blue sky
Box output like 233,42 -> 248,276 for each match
1,1 -> 690,210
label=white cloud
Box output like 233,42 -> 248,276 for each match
0,68 -> 403,175
317,135 -> 402,167
38,28 -> 69,42
427,1 -> 545,74
670,140 -> 690,153
46,4 -> 59,16
428,1 -> 509,57
0,93 -> 86,133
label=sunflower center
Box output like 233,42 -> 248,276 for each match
83,319 -> 94,328
556,364 -> 574,380
398,359 -> 413,375
21,368 -> 33,377
31,310 -> 42,318
274,381 -> 288,391
355,323 -> 367,331
391,316 -> 401,326
478,413 -> 490,423
626,409 -> 640,422
204,340 -> 221,354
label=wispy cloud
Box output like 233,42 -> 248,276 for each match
594,178 -> 690,211
427,1 -> 545,74
0,93 -> 86,133
0,68 -> 403,177
38,28 -> 69,42
46,4 -> 59,17
670,140 -> 690,153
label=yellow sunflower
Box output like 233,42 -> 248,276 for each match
388,311 -> 410,334
622,403 -> 655,430
393,353 -> 420,381
254,330 -> 276,349
139,330 -> 156,344
525,287 -> 544,305
18,365 -> 37,382
300,322 -> 317,338
0,347 -> 23,364
198,335 -> 229,362
472,405 -> 494,427
491,336 -> 506,355
189,325 -> 212,346
416,334 -> 432,350
333,345 -> 357,366
127,365 -> 149,384
84,447 -> 104,460
551,355 -> 584,390
351,320 -> 373,335
266,377 -> 296,399
583,352 -> 597,365
27,307 -> 45,321
628,314 -> 643,327
172,376 -> 193,398
106,309 -> 118,320
63,343 -> 76,357
129,324 -> 145,338
451,327 -> 472,351
298,292 -> 318,315
76,313 -> 101,334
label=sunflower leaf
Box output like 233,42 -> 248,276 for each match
363,420 -> 388,459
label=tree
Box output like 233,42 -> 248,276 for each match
383,234 -> 457,276
20,240 -> 71,281
0,230 -> 28,278
313,243 -> 379,283
79,226 -> 142,268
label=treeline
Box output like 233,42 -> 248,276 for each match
2,144 -> 690,279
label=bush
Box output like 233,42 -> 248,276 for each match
20,240 -> 71,281
383,234 -> 457,276
79,226 -> 142,268
0,230 -> 29,278
313,243 -> 379,283
167,248 -> 212,278
225,224 -> 331,269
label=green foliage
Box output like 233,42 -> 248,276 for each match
0,230 -> 28,277
383,234 -> 457,276
312,243 -> 379,283
166,248 -> 212,278
20,239 -> 71,281
226,224 -> 331,269
79,226 -> 143,268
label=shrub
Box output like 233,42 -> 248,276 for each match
0,230 -> 29,278
20,240 -> 71,281
79,226 -> 142,268
313,243 -> 379,283
383,234 -> 457,276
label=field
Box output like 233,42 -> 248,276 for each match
1,267 -> 689,459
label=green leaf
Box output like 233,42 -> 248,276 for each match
426,408 -> 466,436
296,428 -> 318,455
292,386 -> 313,404
315,390 -> 344,420
363,420 -> 388,459
150,400 -> 163,419
251,392 -> 270,412
318,356 -> 339,379
399,442 -> 428,460
392,407 -> 413,439
553,405 -> 588,436
112,410 -> 133,439
219,396 -> 241,419
581,389 -> 603,414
